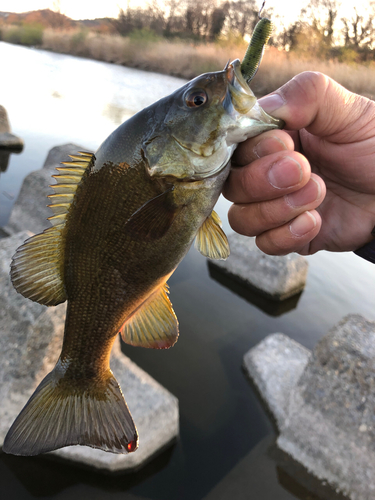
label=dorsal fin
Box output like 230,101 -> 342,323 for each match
120,284 -> 179,349
10,152 -> 94,306
195,210 -> 230,260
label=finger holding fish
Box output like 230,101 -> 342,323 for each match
224,149 -> 312,204
227,173 -> 325,236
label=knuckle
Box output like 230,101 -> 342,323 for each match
257,201 -> 288,228
286,71 -> 329,108
228,205 -> 256,237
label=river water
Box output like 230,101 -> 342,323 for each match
0,41 -> 374,500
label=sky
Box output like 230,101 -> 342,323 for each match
0,0 -> 371,23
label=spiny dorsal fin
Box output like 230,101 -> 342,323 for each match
195,210 -> 230,260
120,284 -> 179,349
10,152 -> 94,306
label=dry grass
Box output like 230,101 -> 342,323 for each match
14,28 -> 375,99
41,29 -> 241,78
252,48 -> 375,99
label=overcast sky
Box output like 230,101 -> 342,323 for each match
0,0 -> 370,24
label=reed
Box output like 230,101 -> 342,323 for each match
3,25 -> 374,99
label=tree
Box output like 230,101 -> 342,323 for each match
341,3 -> 375,48
304,0 -> 341,49
209,7 -> 226,40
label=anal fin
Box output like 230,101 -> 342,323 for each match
195,210 -> 230,260
120,284 -> 178,349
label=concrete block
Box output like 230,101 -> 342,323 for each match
5,143 -> 87,235
210,234 -> 308,300
0,105 -> 23,150
243,333 -> 310,429
243,315 -> 375,500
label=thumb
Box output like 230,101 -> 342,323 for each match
258,71 -> 374,143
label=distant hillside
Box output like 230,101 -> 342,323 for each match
0,9 -> 114,32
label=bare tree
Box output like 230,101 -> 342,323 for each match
223,0 -> 258,38
341,3 -> 375,48
304,0 -> 341,48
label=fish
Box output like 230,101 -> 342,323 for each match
3,58 -> 283,457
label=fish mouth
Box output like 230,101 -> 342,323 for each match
224,59 -> 285,135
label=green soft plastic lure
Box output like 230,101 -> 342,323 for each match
241,1 -> 273,83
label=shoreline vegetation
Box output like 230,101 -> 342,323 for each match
1,24 -> 375,99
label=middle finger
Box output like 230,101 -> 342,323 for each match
224,150 -> 311,204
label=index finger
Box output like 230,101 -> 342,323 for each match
258,71 -> 375,143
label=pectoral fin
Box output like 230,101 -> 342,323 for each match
125,189 -> 181,241
120,284 -> 178,349
195,210 -> 230,260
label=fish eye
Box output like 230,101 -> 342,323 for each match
185,90 -> 208,108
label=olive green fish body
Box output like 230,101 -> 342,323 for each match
4,60 -> 284,457
61,150 -> 229,369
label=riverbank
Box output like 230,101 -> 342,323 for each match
3,26 -> 375,98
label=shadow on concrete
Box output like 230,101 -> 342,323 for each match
207,262 -> 302,317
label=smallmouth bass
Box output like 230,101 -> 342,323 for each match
3,60 -> 283,456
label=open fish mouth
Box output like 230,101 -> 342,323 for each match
224,59 -> 284,144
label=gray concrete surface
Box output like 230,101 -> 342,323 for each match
0,105 -> 23,149
243,316 -> 375,500
5,143 -> 87,235
210,234 -> 308,300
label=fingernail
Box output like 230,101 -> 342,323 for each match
258,93 -> 285,114
287,178 -> 321,208
290,212 -> 317,237
268,156 -> 302,189
254,136 -> 287,158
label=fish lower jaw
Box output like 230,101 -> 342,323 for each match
172,134 -> 223,158
226,120 -> 278,147
170,135 -> 231,180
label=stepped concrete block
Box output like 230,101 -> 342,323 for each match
243,315 -> 375,500
210,234 -> 308,300
0,232 -> 179,471
0,105 -> 23,149
243,333 -> 310,429
5,143 -> 87,235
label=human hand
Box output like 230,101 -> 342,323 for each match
223,72 -> 375,255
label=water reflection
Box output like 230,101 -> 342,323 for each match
0,148 -> 23,173
207,261 -> 302,317
270,444 -> 350,500
0,444 -> 176,497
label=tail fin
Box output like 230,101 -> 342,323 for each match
3,366 -> 138,456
